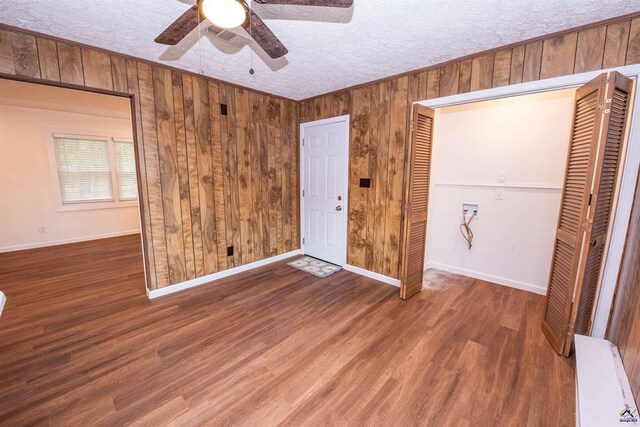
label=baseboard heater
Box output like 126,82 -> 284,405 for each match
575,334 -> 638,426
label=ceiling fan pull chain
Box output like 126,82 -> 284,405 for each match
249,4 -> 255,75
195,2 -> 204,76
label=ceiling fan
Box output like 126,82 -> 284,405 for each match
155,0 -> 353,59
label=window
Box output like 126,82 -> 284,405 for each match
113,140 -> 138,201
51,134 -> 137,209
54,137 -> 114,203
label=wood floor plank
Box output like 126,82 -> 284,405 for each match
0,237 -> 575,426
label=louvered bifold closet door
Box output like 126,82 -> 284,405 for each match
542,72 -> 633,356
400,105 -> 434,300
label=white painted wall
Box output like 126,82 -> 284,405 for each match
0,79 -> 140,252
425,88 -> 577,294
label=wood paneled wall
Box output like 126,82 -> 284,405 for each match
0,27 -> 299,290
300,15 -> 640,280
1,14 -> 639,286
607,168 -> 640,397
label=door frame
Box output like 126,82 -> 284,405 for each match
416,63 -> 640,338
299,114 -> 351,267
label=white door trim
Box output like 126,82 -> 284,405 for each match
418,64 -> 640,339
299,114 -> 351,266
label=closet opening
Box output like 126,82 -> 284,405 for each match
399,69 -> 640,355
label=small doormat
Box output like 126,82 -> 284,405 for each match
287,256 -> 342,278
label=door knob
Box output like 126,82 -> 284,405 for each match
336,206 -> 343,211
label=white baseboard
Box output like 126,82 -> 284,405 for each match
575,335 -> 638,427
343,264 -> 401,287
425,261 -> 546,295
148,249 -> 302,299
0,230 -> 141,253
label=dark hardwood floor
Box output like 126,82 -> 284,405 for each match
0,235 -> 575,426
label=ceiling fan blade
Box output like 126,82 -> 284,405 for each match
155,5 -> 201,45
253,0 -> 353,7
242,10 -> 288,59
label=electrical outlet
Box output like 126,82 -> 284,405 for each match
496,188 -> 504,200
38,226 -> 47,234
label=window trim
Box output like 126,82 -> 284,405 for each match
46,130 -> 138,212
112,138 -> 139,202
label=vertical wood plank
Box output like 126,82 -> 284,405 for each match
218,85 -> 235,266
347,86 -> 372,268
458,59 -> 472,94
111,56 -> 127,93
574,27 -> 606,73
522,41 -> 543,83
57,42 -> 84,85
193,76 -> 218,274
540,33 -> 578,79
510,45 -> 525,85
126,59 -> 157,290
418,71 -> 429,100
235,88 -> 255,264
171,71 -> 196,280
182,75 -> 205,276
267,98 -> 280,257
426,68 -> 440,99
372,80 -> 391,273
225,86 -> 243,266
471,53 -> 495,91
0,30 -> 15,75
11,33 -> 40,78
281,99 -> 293,253
365,82 -> 380,269
209,82 -> 228,270
627,18 -> 640,65
439,62 -> 459,97
274,95 -> 284,255
153,67 -> 186,285
383,76 -> 408,278
258,94 -> 271,257
603,21 -> 630,68
337,91 -> 350,117
290,99 -> 300,250
81,48 -> 113,90
492,49 -> 512,88
36,38 -> 60,81
299,100 -> 311,124
137,62 -> 169,288
248,92 -> 264,261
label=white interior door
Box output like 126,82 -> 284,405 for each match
302,118 -> 348,266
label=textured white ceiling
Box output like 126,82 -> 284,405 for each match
1,0 -> 639,100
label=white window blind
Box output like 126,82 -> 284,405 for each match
113,140 -> 138,201
54,137 -> 114,204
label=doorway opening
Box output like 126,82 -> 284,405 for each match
425,88 -> 577,295
299,115 -> 350,267
0,78 -> 147,296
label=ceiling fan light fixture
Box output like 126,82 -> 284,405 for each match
201,0 -> 247,29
